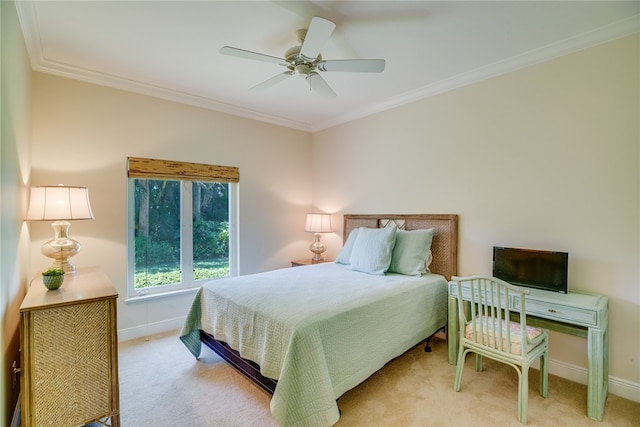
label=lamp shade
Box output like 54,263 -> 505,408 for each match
304,213 -> 332,233
26,186 -> 94,221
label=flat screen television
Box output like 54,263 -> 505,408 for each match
493,246 -> 568,294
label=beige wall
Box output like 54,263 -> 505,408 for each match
313,35 -> 639,397
0,1 -> 32,424
29,73 -> 313,339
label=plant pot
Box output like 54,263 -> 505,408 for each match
42,274 -> 64,290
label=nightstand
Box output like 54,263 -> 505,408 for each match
20,267 -> 120,427
291,259 -> 328,267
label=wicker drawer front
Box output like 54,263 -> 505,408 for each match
30,300 -> 112,426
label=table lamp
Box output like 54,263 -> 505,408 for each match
304,213 -> 332,262
26,185 -> 94,275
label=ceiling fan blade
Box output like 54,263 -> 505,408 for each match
249,71 -> 293,92
317,59 -> 386,73
299,17 -> 336,60
220,46 -> 288,66
307,72 -> 336,98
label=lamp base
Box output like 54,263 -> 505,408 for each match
41,221 -> 81,275
309,233 -> 326,262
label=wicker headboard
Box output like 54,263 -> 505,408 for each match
343,214 -> 458,281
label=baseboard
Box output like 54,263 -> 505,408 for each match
117,316 -> 186,342
549,358 -> 640,403
11,395 -> 21,427
118,318 -> 640,403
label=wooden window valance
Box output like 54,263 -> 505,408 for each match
127,157 -> 239,183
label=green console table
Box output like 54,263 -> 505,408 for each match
448,281 -> 608,421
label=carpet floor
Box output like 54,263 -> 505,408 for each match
117,330 -> 639,426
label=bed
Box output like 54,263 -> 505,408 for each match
180,213 -> 458,426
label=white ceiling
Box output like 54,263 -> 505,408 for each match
16,1 -> 640,132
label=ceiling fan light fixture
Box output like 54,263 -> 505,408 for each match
220,16 -> 385,97
293,63 -> 311,77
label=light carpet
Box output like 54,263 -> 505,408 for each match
117,330 -> 639,426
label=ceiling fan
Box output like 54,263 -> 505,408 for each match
220,17 -> 385,98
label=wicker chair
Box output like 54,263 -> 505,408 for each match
452,275 -> 549,424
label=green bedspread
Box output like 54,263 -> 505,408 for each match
180,262 -> 447,427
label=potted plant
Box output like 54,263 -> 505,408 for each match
42,268 -> 65,290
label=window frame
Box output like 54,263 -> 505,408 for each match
126,157 -> 239,301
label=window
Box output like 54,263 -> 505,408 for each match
127,157 -> 239,298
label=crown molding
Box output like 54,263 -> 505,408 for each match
313,14 -> 640,132
14,1 -> 312,132
15,0 -> 41,67
16,1 -> 639,134
34,58 -> 313,132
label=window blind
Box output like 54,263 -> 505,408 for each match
127,157 -> 239,183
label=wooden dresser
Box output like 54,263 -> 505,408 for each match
20,267 -> 120,427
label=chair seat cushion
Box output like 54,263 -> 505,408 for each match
465,317 -> 545,355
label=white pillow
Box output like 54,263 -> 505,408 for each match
388,228 -> 435,276
347,226 -> 397,275
335,227 -> 360,265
